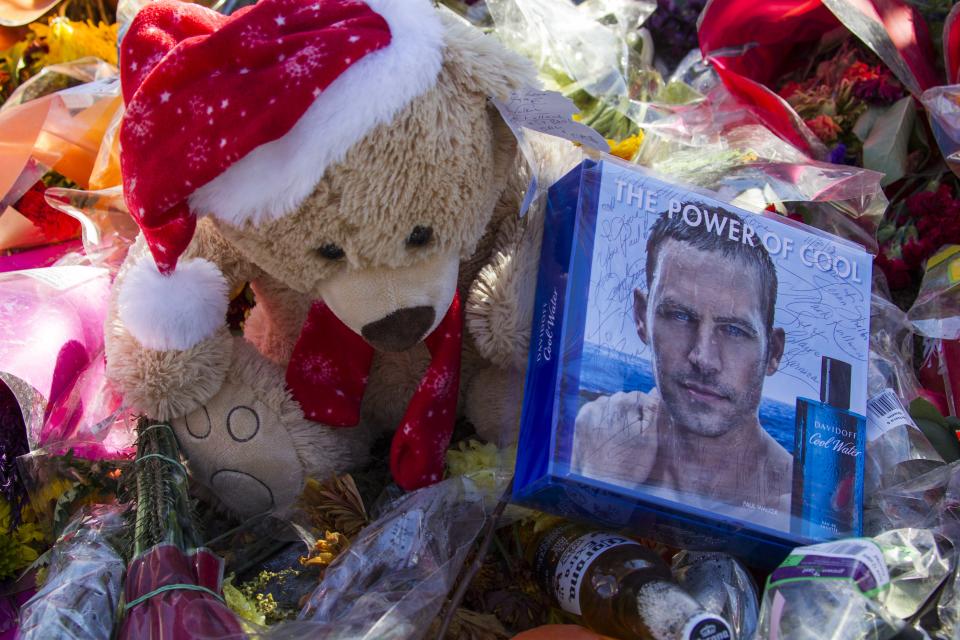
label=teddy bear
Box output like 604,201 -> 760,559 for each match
103,0 -> 543,517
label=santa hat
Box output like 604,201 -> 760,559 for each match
116,0 -> 444,351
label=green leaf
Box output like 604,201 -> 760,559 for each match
655,81 -> 703,106
913,418 -> 960,463
862,96 -> 916,186
876,224 -> 897,245
910,396 -> 948,427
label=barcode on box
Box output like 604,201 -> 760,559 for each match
866,389 -> 912,442
819,541 -> 874,556
868,391 -> 899,418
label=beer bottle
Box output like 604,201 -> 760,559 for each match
528,521 -> 734,640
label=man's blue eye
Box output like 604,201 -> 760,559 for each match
672,311 -> 692,322
722,325 -> 750,338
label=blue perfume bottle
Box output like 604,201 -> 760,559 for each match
791,357 -> 865,540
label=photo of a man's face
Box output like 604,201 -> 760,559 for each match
572,204 -> 794,526
517,161 -> 873,545
636,236 -> 785,440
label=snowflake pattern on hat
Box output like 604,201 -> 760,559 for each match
119,0 -> 390,272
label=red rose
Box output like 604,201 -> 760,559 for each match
875,252 -> 913,290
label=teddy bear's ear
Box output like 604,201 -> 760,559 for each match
438,11 -> 536,193
439,10 -> 539,102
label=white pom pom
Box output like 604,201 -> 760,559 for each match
117,257 -> 229,351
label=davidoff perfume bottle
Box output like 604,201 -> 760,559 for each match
791,357 -> 865,539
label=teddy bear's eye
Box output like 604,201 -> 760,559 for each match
406,225 -> 433,248
315,243 -> 345,260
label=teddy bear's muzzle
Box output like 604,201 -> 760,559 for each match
361,305 -> 435,352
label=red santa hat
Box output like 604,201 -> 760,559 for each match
116,0 -> 445,351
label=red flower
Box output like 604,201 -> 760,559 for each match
778,81 -> 804,100
805,114 -> 842,144
13,181 -> 80,243
842,61 -> 878,84
875,252 -> 913,290
906,184 -> 958,220
902,238 -> 939,270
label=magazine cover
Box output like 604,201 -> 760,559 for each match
515,158 -> 872,558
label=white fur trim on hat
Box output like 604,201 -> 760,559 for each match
188,0 -> 444,227
117,257 -> 229,351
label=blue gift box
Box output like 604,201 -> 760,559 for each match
512,158 -> 873,567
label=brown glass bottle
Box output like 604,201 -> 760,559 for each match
529,522 -> 734,640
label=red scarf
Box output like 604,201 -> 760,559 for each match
286,294 -> 462,490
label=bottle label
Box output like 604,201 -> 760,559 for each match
768,538 -> 890,597
553,532 -> 641,615
682,613 -> 734,640
866,389 -> 914,442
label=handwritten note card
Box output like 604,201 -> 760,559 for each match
492,89 -> 611,153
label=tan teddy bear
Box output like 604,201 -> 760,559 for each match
105,0 -> 538,516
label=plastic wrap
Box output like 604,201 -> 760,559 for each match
17,503 -> 128,640
697,0 -> 939,156
633,86 -> 888,252
671,551 -> 760,640
869,294 -> 921,402
0,69 -> 124,257
1,58 -> 117,111
871,459 -> 960,544
908,246 -> 960,341
119,545 -> 245,640
43,186 -> 140,270
487,0 -> 656,100
922,85 -> 960,180
0,265 -> 132,459
261,474 -> 506,640
756,529 -> 954,640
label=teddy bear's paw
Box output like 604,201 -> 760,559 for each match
171,383 -> 305,518
172,385 -> 304,516
165,337 -> 315,518
465,365 -> 525,445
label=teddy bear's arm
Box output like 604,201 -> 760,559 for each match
105,218 -> 261,421
466,137 -> 585,369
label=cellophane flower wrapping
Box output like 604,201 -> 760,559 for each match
117,420 -> 243,640
17,503 -> 128,640
262,474 -> 505,640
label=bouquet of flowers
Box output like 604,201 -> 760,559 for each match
117,419 -> 243,640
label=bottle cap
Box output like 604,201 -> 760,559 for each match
820,357 -> 852,410
682,613 -> 733,640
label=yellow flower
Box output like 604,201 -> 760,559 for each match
446,440 -> 517,492
29,18 -> 119,69
300,530 -> 348,568
607,132 -> 644,161
28,476 -> 75,521
0,498 -> 46,580
223,574 -> 266,628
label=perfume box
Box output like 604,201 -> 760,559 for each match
512,158 -> 872,566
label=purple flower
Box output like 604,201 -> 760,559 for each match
828,143 -> 847,165
0,382 -> 28,530
649,0 -> 707,70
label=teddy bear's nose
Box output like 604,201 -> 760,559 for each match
361,306 -> 436,352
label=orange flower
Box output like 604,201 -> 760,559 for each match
804,114 -> 842,144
